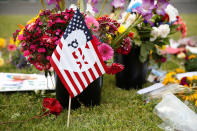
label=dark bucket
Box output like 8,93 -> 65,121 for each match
55,73 -> 103,109
114,48 -> 149,90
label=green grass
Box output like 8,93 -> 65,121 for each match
0,14 -> 197,130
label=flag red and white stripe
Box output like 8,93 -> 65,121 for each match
50,9 -> 106,98
51,40 -> 106,98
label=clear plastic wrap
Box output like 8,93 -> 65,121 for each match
154,93 -> 197,131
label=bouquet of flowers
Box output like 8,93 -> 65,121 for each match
121,0 -> 181,66
13,0 -> 181,76
12,0 -> 143,76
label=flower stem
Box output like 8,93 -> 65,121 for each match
40,0 -> 46,9
111,15 -> 142,48
97,0 -> 108,18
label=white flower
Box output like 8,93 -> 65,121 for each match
150,27 -> 160,41
86,3 -> 95,16
165,4 -> 179,23
158,24 -> 170,38
118,12 -> 136,28
150,24 -> 170,41
69,4 -> 77,10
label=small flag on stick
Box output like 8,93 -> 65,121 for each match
50,9 -> 106,98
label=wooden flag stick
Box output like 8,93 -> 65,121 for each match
67,95 -> 71,127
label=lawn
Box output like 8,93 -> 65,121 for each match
0,14 -> 197,130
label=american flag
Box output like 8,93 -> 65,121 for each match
50,9 -> 106,98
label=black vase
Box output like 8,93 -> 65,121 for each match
55,73 -> 103,109
114,48 -> 149,90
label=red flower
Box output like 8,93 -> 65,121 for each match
42,98 -> 63,116
162,14 -> 169,22
180,77 -> 188,86
161,57 -> 167,63
128,32 -> 134,39
116,37 -> 132,55
106,63 -> 124,75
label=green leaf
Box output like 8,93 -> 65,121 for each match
139,42 -> 154,62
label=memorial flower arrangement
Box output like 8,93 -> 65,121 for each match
13,0 -> 181,76
162,70 -> 197,106
12,0 -> 140,76
122,0 -> 180,66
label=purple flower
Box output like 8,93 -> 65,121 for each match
156,0 -> 169,16
111,0 -> 125,8
86,0 -> 98,5
46,0 -> 60,6
136,0 -> 155,22
86,0 -> 98,13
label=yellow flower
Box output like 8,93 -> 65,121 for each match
27,10 -> 42,25
0,38 -> 6,48
118,25 -> 126,34
187,76 -> 193,82
175,68 -> 185,73
177,52 -> 186,59
195,100 -> 197,106
0,57 -> 4,67
106,26 -> 109,31
188,54 -> 196,59
192,75 -> 197,80
9,37 -> 15,45
106,33 -> 112,41
161,45 -> 166,50
162,72 -> 178,85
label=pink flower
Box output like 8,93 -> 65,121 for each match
18,34 -> 24,41
38,48 -> 46,53
8,44 -> 17,52
47,56 -> 51,60
85,16 -> 99,31
46,0 -> 60,6
34,62 -> 44,71
98,43 -> 114,61
55,18 -> 66,23
30,45 -> 37,51
24,50 -> 30,57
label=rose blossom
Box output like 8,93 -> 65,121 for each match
42,98 -> 63,116
158,24 -> 170,38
